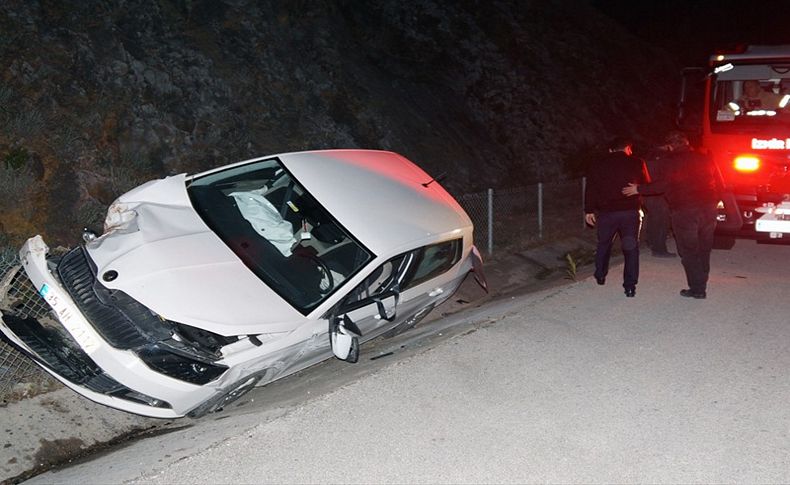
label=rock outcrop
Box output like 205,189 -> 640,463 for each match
0,0 -> 676,245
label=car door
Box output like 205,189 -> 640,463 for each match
336,251 -> 415,340
327,239 -> 463,362
391,237 -> 464,326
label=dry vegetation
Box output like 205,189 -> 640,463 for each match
0,0 -> 678,249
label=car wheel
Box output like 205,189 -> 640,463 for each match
187,370 -> 267,418
382,303 -> 436,339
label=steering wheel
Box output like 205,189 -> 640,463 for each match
298,253 -> 334,294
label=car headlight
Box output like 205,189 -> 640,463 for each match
136,344 -> 228,385
103,201 -> 139,234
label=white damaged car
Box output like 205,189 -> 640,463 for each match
0,150 -> 486,418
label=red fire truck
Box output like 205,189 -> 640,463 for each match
678,45 -> 790,243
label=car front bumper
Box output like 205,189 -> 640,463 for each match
0,236 -> 221,418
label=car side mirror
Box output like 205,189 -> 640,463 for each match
329,314 -> 362,363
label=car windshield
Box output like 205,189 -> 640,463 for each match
186,157 -> 373,314
710,64 -> 790,133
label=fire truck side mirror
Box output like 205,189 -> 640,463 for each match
677,67 -> 706,132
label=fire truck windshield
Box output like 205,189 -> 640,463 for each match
710,67 -> 790,133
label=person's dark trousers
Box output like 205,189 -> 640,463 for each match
671,205 -> 717,294
594,210 -> 640,290
643,195 -> 671,252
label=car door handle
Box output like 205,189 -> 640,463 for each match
429,287 -> 444,297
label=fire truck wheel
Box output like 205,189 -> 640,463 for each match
712,235 -> 736,250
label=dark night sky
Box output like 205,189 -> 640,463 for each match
593,0 -> 790,66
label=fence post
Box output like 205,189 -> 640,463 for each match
581,176 -> 587,229
538,182 -> 543,239
487,188 -> 493,255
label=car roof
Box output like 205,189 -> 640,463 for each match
274,150 -> 472,255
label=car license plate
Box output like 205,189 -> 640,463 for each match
39,283 -> 99,353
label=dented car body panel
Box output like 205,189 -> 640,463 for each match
85,173 -> 304,335
0,150 -> 485,418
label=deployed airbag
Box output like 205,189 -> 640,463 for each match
230,189 -> 297,256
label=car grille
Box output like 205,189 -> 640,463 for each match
56,246 -> 227,385
5,313 -> 123,392
57,247 -> 168,349
1,269 -> 170,409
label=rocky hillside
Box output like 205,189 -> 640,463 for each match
0,0 -> 677,246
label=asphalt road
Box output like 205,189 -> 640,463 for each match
26,239 -> 790,484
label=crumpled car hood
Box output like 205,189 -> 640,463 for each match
85,174 -> 304,336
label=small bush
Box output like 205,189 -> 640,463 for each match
8,108 -> 46,137
3,146 -> 29,170
76,200 -> 109,233
564,252 -> 578,280
0,232 -> 17,261
0,84 -> 11,114
102,150 -> 158,196
0,162 -> 34,207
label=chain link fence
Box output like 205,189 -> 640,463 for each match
0,254 -> 58,404
455,178 -> 586,253
0,178 -> 588,404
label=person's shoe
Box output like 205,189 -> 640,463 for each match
680,289 -> 706,299
652,251 -> 677,258
595,276 -> 605,285
625,287 -> 636,297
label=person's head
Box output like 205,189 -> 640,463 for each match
743,80 -> 762,98
608,136 -> 633,155
664,131 -> 690,151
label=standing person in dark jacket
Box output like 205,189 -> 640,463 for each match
642,144 -> 676,257
585,137 -> 651,297
622,131 -> 722,299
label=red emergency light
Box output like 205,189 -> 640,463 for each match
734,155 -> 760,172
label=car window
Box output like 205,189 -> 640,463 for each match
187,158 -> 373,314
403,239 -> 462,290
342,238 -> 462,309
343,253 -> 414,306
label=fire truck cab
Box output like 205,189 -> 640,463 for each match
678,45 -> 790,241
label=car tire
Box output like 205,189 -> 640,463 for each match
382,303 -> 436,339
187,370 -> 267,418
